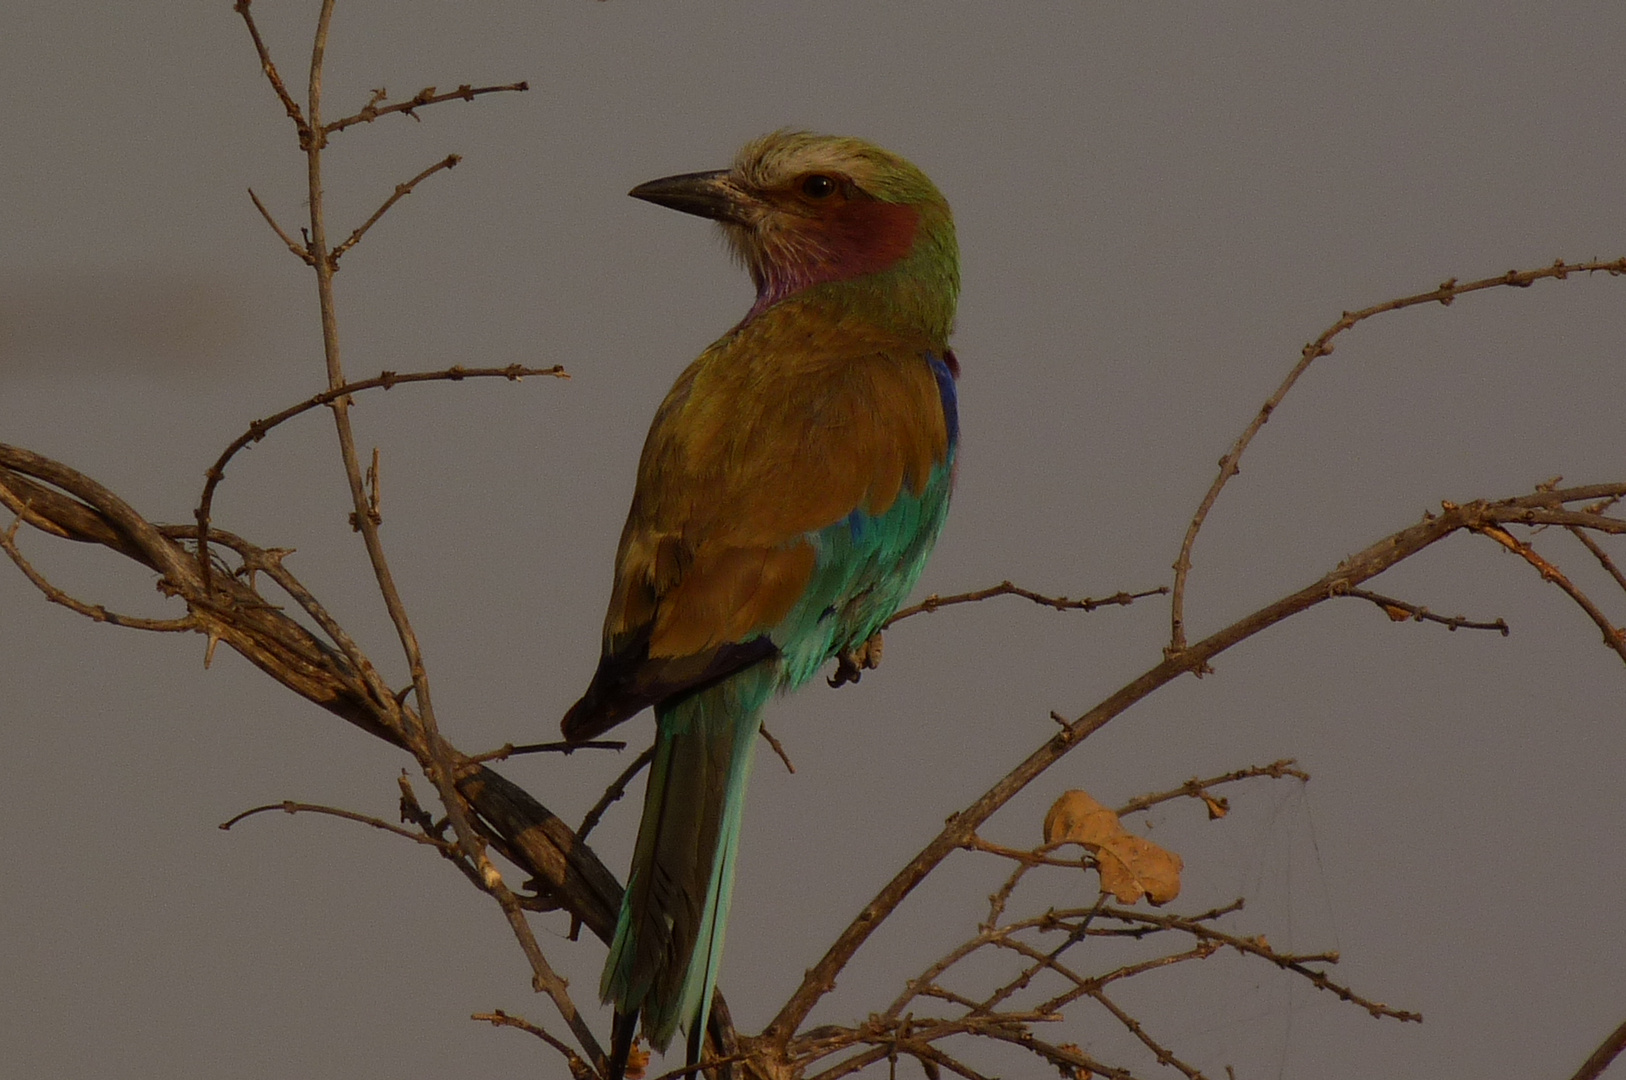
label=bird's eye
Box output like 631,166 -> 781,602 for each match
801,174 -> 838,199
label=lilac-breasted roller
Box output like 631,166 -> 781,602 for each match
561,131 -> 960,1077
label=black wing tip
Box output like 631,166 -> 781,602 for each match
560,635 -> 783,743
560,691 -> 639,744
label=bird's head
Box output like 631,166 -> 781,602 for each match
630,131 -> 958,337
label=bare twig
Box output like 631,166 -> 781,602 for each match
1092,905 -> 1418,1022
1169,257 -> 1626,654
1569,1014 -> 1626,1080
577,744 -> 656,843
1116,759 -> 1309,818
1469,519 -> 1626,664
233,1 -> 308,138
964,835 -> 1091,870
1567,524 -> 1626,594
505,739 -> 625,758
1089,988 -> 1209,1080
1336,585 -> 1509,635
330,153 -> 463,265
219,799 -> 457,851
2,518 -> 196,632
760,724 -> 797,773
473,1009 -> 594,1080
325,81 -> 529,135
887,581 -> 1167,627
248,188 -> 315,265
194,364 -> 565,595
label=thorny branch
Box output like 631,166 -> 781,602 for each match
1,518 -> 196,632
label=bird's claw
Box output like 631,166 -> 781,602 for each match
828,631 -> 884,687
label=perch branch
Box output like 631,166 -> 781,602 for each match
887,582 -> 1167,627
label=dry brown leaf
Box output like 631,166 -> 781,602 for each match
1043,789 -> 1183,905
624,1043 -> 650,1080
1200,792 -> 1229,820
1382,603 -> 1411,622
1042,789 -> 1121,847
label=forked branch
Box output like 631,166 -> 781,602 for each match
764,483 -> 1625,1050
1168,257 -> 1626,654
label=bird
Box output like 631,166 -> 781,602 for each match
561,130 -> 960,1079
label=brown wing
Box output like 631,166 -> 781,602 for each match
561,307 -> 948,741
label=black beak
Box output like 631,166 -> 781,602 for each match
628,169 -> 747,224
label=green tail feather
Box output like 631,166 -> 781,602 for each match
602,664 -> 775,1055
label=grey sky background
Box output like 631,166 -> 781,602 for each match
2,3 -> 1623,1077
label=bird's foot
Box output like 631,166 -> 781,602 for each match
828,631 -> 884,687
